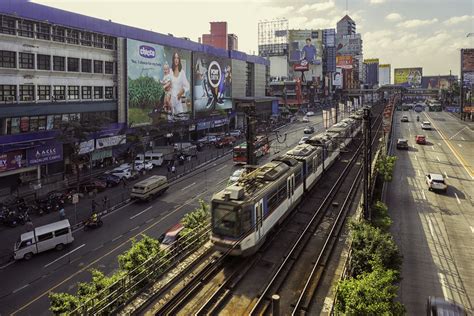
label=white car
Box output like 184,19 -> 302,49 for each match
229,130 -> 242,137
306,111 -> 315,116
135,160 -> 153,171
302,116 -> 310,122
111,165 -> 132,179
421,121 -> 432,130
426,173 -> 447,192
299,136 -> 309,145
229,169 -> 246,184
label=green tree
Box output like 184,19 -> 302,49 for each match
180,200 -> 211,248
335,266 -> 406,315
49,292 -> 80,315
372,201 -> 392,232
376,155 -> 397,182
118,234 -> 166,277
350,221 -> 402,277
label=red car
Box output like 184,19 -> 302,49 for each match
415,135 -> 426,145
215,136 -> 236,148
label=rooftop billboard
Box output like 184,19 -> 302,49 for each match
394,67 -> 422,88
336,55 -> 353,69
127,39 -> 192,126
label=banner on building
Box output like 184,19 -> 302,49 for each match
394,68 -> 422,88
96,135 -> 126,149
463,72 -> 474,85
78,139 -> 95,155
461,49 -> 474,72
0,150 -> 26,173
333,67 -> 343,88
27,142 -> 63,166
127,39 -> 192,126
364,58 -> 379,64
336,55 -> 353,69
421,76 -> 455,89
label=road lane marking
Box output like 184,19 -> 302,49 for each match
461,137 -> 465,141
216,165 -> 227,172
449,126 -> 467,140
422,190 -> 426,200
44,244 -> 86,269
129,206 -> 152,220
444,171 -> 449,179
0,260 -> 15,269
458,143 -> 462,148
436,156 -> 440,162
130,226 -> 140,231
112,235 -> 123,242
13,284 -> 29,294
428,218 -> 434,237
454,193 -> 461,205
181,182 -> 196,191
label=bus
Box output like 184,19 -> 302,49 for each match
233,135 -> 270,164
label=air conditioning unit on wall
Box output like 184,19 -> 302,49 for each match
21,96 -> 33,101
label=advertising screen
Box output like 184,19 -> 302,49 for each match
394,68 -> 422,88
193,52 -> 232,117
127,39 -> 192,126
333,67 -> 343,88
421,76 -> 455,89
336,55 -> 353,69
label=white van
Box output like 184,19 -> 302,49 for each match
14,219 -> 74,260
131,175 -> 169,201
136,152 -> 164,167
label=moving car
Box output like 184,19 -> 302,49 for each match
396,138 -> 409,150
98,174 -> 121,187
110,167 -> 132,180
302,116 -> 310,123
131,175 -> 169,201
215,136 -> 237,148
401,115 -> 409,122
303,126 -> 315,134
425,173 -> 447,192
197,135 -> 219,144
298,136 -> 310,145
306,111 -> 315,116
426,296 -> 467,316
229,168 -> 246,184
421,121 -> 432,130
136,152 -> 164,167
159,223 -> 185,252
415,135 -> 426,145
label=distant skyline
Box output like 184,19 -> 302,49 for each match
32,0 -> 474,77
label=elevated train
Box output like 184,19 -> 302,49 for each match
211,112 -> 364,256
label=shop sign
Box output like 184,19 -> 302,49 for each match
78,139 -> 95,155
197,121 -> 211,131
0,150 -> 26,173
27,142 -> 63,166
96,135 -> 126,149
91,149 -> 113,161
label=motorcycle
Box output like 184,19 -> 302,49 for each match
83,216 -> 103,231
417,116 -> 419,122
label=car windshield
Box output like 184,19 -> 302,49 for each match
161,234 -> 176,245
433,179 -> 445,184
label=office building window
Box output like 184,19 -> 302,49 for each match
66,29 -> 79,45
0,15 -> 16,35
19,85 -> 34,101
37,23 -> 50,40
0,85 -> 16,102
67,57 -> 79,72
0,50 -> 16,68
82,86 -> 92,99
93,60 -> 103,74
68,86 -> 79,100
30,116 -> 39,131
18,20 -> 34,38
81,59 -> 92,73
19,52 -> 34,69
53,56 -> 65,71
94,86 -> 103,99
53,85 -> 66,100
105,61 -> 114,74
38,85 -> 51,100
52,26 -> 65,42
81,32 -> 92,46
93,34 -> 103,48
105,87 -> 114,99
38,116 -> 47,131
104,36 -> 116,50
37,54 -> 51,70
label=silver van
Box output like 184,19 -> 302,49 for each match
131,175 -> 169,201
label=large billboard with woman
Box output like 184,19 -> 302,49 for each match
127,39 -> 192,126
193,52 -> 232,117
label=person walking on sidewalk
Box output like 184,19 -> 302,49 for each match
171,165 -> 176,175
59,207 -> 66,220
102,195 -> 109,211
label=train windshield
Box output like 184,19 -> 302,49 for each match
212,203 -> 240,238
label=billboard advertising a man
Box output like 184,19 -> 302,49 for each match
193,52 -> 232,117
127,39 -> 192,126
421,76 -> 455,89
394,68 -> 422,88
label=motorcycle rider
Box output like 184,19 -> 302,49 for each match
417,115 -> 419,121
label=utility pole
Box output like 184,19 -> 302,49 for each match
460,49 -> 464,120
242,102 -> 257,165
363,107 -> 371,220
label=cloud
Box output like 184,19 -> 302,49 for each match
297,1 -> 335,14
370,0 -> 385,3
385,13 -> 402,22
443,15 -> 474,25
397,18 -> 438,28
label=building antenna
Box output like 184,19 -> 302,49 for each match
346,0 -> 348,14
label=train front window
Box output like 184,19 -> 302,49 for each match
213,203 -> 240,238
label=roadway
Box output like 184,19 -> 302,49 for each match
387,110 -> 474,314
0,113 -> 326,315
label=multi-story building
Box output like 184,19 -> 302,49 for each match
0,1 -> 269,193
336,15 -> 363,89
336,15 -> 356,38
228,34 -> 238,51
379,64 -> 391,86
364,58 -> 379,88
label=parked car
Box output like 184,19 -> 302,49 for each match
215,136 -> 237,148
229,168 -> 246,184
98,174 -> 121,187
425,173 -> 447,193
303,126 -> 315,134
135,160 -> 154,171
306,111 -> 315,116
229,130 -> 242,137
299,136 -> 310,145
396,138 -> 409,150
80,179 -> 107,193
302,116 -> 310,123
415,135 -> 426,145
421,121 -> 432,130
110,167 -> 132,180
401,115 -> 409,122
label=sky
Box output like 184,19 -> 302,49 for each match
32,0 -> 474,77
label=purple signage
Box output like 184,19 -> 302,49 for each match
27,142 -> 63,166
0,150 -> 26,173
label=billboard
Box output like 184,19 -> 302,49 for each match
461,49 -> 474,72
379,64 -> 391,86
336,55 -> 353,69
421,76 -> 455,89
333,67 -> 343,88
0,150 -> 26,173
193,52 -> 232,117
288,30 -> 323,65
364,58 -> 379,64
394,68 -> 422,88
27,141 -> 63,166
464,72 -> 474,85
127,39 -> 192,126
336,34 -> 362,56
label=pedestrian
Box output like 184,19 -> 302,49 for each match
59,207 -> 66,220
171,165 -> 176,175
26,218 -> 34,232
102,195 -> 108,211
